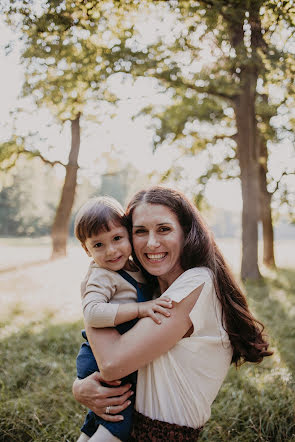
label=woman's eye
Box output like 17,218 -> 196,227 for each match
134,229 -> 146,234
114,236 -> 122,241
159,226 -> 170,232
94,243 -> 103,248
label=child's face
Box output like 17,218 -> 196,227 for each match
83,222 -> 132,271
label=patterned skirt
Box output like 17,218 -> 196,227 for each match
129,410 -> 202,441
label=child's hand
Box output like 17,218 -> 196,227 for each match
138,296 -> 173,324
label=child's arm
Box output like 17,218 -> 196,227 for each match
82,266 -> 173,328
114,297 -> 173,326
82,267 -> 120,328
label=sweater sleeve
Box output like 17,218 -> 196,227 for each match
81,267 -> 119,328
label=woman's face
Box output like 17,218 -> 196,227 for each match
132,203 -> 184,287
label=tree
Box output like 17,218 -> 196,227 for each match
2,0 -> 136,257
127,0 -> 295,278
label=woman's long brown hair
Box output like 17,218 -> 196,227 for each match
126,186 -> 273,366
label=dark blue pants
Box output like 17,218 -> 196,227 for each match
76,323 -> 137,441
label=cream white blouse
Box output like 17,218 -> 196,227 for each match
135,267 -> 233,429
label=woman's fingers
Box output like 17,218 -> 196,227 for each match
91,393 -> 133,418
85,386 -> 133,417
107,389 -> 134,406
100,413 -> 125,422
100,401 -> 132,422
100,382 -> 133,398
100,379 -> 121,386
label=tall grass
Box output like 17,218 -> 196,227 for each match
202,268 -> 295,441
0,320 -> 84,441
0,269 -> 294,441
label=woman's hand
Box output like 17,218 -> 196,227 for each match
72,372 -> 134,422
138,296 -> 173,324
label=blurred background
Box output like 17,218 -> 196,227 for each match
0,1 -> 294,441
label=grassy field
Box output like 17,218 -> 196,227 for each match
0,238 -> 294,441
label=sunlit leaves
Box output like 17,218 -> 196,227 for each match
4,0 -> 144,121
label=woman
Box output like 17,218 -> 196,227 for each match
73,186 -> 272,441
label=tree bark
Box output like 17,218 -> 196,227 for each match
230,8 -> 261,280
259,137 -> 276,268
233,71 -> 261,280
51,114 -> 80,259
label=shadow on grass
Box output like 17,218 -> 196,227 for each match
0,259 -> 52,274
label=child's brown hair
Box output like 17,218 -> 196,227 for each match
74,196 -> 128,245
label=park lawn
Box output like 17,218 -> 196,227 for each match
0,245 -> 294,440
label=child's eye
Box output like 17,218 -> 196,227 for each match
114,236 -> 122,241
94,242 -> 103,248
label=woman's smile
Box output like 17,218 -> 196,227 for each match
145,252 -> 168,262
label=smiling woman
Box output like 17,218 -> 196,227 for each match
73,186 -> 272,442
132,203 -> 184,292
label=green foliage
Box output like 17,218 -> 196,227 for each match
17,2 -> 119,120
144,94 -> 227,148
0,137 -> 28,171
0,158 -> 60,236
4,1 -> 152,122
100,168 -> 130,206
133,0 -> 295,215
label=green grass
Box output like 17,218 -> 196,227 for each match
0,269 -> 294,441
201,268 -> 295,441
0,320 -> 84,441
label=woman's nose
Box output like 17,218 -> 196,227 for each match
147,232 -> 160,249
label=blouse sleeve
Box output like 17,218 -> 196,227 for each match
160,267 -> 212,304
161,267 -> 230,342
81,267 -> 119,328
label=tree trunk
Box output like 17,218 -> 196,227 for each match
229,4 -> 262,281
234,71 -> 261,280
51,114 -> 80,259
259,137 -> 276,268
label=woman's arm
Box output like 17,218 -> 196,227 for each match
86,283 -> 204,381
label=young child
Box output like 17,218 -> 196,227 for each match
74,196 -> 172,442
